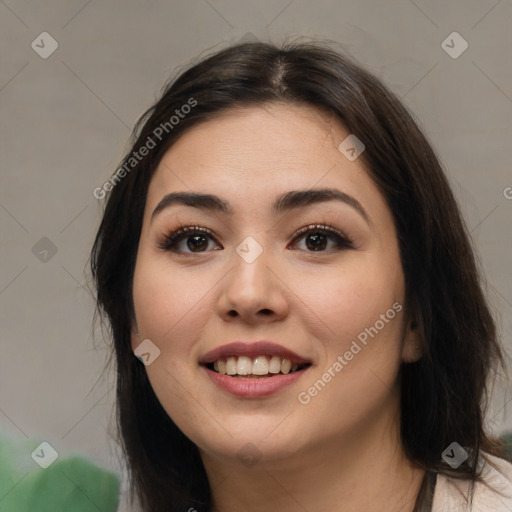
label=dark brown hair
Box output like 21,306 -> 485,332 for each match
89,40 -> 508,512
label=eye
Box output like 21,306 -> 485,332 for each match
157,225 -> 222,253
290,224 -> 353,252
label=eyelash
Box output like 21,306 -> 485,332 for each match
157,223 -> 354,253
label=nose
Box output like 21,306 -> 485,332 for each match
217,246 -> 290,324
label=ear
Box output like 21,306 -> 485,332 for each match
401,317 -> 424,363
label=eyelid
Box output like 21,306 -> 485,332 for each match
291,223 -> 345,242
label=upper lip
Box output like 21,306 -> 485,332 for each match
200,341 -> 312,365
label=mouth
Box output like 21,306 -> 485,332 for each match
203,356 -> 312,379
199,341 -> 313,396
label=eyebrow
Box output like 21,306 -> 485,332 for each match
151,188 -> 371,225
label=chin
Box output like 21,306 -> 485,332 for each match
192,417 -> 309,464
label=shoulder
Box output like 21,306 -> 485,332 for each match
432,451 -> 512,511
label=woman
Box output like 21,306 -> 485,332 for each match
90,40 -> 512,511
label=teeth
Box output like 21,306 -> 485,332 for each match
225,356 -> 237,375
252,356 -> 269,375
210,355 -> 308,377
237,356 -> 252,375
269,356 -> 281,374
281,358 -> 292,375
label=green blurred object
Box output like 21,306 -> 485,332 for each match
501,432 -> 512,462
0,436 -> 120,512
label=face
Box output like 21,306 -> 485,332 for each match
131,102 -> 421,466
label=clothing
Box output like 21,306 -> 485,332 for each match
431,452 -> 512,511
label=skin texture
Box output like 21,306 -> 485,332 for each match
131,102 -> 426,512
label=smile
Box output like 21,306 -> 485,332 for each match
199,341 -> 313,397
207,355 -> 310,378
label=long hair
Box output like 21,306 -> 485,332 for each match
89,40 -> 508,511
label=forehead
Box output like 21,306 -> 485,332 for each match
145,102 -> 384,219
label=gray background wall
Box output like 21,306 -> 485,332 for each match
1,1 -> 511,510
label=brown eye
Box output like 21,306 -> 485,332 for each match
304,232 -> 328,251
290,224 -> 353,252
157,226 -> 222,253
186,234 -> 210,252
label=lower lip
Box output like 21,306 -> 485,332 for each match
202,366 -> 309,398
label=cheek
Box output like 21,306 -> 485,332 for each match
292,260 -> 405,436
293,251 -> 404,349
131,255 -> 211,436
132,253 -> 213,347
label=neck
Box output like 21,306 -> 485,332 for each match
201,395 -> 425,512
